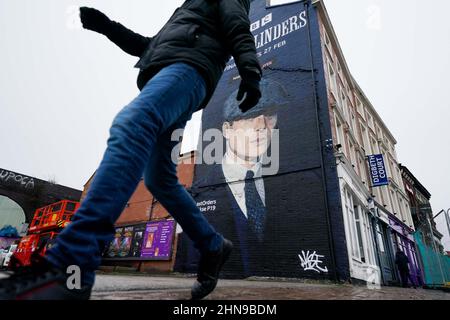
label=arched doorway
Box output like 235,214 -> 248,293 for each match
0,195 -> 26,231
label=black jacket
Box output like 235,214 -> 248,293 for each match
395,251 -> 410,272
100,0 -> 261,109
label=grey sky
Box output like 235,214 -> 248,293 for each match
0,0 -> 449,249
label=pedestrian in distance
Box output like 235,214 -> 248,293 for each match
395,248 -> 417,289
0,0 -> 261,300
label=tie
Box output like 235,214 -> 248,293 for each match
244,171 -> 266,242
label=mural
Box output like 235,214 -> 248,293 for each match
175,0 -> 348,280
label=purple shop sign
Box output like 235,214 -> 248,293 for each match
140,220 -> 175,260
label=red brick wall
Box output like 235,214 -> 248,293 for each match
116,181 -> 153,225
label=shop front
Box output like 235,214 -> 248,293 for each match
389,215 -> 423,287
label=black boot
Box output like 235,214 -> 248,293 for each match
0,253 -> 92,300
191,238 -> 233,300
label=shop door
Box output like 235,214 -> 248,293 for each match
375,223 -> 395,285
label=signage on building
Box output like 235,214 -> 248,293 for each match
174,0 -> 342,280
367,154 -> 389,187
141,220 -> 175,260
105,220 -> 175,261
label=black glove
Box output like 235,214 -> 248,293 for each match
236,78 -> 261,113
79,7 -> 112,34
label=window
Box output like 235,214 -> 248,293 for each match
347,85 -> 352,101
359,153 -> 369,186
340,87 -> 348,119
366,112 -> 375,131
390,189 -> 399,215
354,205 -> 366,262
389,160 -> 397,184
376,125 -> 382,140
335,116 -> 346,152
370,137 -> 379,154
350,112 -> 357,135
324,29 -> 331,50
398,197 -> 405,221
344,190 -> 360,259
337,61 -> 342,78
343,190 -> 367,261
360,124 -> 370,154
404,203 -> 412,227
356,98 -> 365,119
363,213 -> 375,264
328,63 -> 338,96
349,140 -> 356,167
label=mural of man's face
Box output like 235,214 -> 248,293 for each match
223,114 -> 278,162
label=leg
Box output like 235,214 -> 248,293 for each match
400,270 -> 408,287
144,119 -> 232,301
143,121 -> 223,254
408,273 -> 416,288
46,63 -> 207,285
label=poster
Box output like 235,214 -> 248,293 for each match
130,224 -> 146,258
106,227 -> 124,258
118,226 -> 133,257
141,220 -> 175,260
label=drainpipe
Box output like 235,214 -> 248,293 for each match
304,0 -> 339,282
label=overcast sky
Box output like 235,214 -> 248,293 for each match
0,0 -> 449,249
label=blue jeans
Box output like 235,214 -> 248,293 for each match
46,63 -> 223,285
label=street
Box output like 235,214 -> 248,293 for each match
91,273 -> 450,300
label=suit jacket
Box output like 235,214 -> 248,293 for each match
192,164 -> 282,278
175,163 -> 328,279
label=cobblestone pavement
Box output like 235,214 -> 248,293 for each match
91,273 -> 450,300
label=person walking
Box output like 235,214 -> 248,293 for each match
395,248 -> 416,288
0,0 -> 261,300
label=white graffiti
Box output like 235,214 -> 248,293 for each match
298,251 -> 328,273
0,170 -> 35,189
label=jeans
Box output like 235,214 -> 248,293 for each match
46,63 -> 223,285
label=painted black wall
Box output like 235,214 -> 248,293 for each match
175,0 -> 349,281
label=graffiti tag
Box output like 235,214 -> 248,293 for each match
298,250 -> 328,273
0,170 -> 35,189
